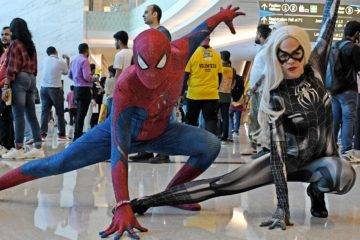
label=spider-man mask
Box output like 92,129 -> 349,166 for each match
133,29 -> 171,89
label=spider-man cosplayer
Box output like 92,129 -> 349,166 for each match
0,5 -> 244,239
130,0 -> 356,231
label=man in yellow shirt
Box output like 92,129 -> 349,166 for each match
184,36 -> 222,134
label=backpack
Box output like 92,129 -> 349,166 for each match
325,40 -> 352,94
231,74 -> 244,102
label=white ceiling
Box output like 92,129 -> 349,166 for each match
89,0 -> 360,68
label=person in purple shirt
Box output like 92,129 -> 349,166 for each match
69,43 -> 97,140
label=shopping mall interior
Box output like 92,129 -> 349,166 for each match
0,0 -> 359,239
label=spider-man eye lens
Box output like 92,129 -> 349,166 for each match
156,54 -> 167,69
137,54 -> 149,70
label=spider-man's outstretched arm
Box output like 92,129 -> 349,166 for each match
99,85 -> 148,239
172,5 -> 245,62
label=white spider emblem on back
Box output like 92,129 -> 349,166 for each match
294,81 -> 319,109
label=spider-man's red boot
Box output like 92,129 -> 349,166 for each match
166,164 -> 204,211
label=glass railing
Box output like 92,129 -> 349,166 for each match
84,0 -> 147,12
85,0 -> 181,32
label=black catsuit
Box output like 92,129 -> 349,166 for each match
130,0 -> 356,228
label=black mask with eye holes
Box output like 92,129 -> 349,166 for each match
277,45 -> 305,64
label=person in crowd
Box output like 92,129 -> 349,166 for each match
69,43 -> 97,140
218,50 -> 235,142
241,24 -> 272,157
354,72 -> 360,159
90,73 -> 104,128
143,4 -> 171,40
66,85 -> 76,126
39,46 -> 69,141
130,0 -> 356,232
184,35 -> 223,135
0,26 -> 14,156
113,31 -> 133,80
130,4 -> 172,163
103,65 -> 116,117
327,20 -> 360,162
1,18 -> 44,159
229,74 -> 245,136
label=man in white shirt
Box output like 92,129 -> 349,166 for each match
113,31 -> 132,80
40,46 -> 69,140
242,24 -> 272,157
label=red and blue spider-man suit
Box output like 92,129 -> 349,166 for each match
0,6 -> 244,239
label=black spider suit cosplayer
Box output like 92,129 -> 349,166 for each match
130,0 -> 356,230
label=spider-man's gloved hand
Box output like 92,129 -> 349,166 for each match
260,206 -> 293,230
100,202 -> 148,239
206,5 -> 245,35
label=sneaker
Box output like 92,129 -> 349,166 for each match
23,148 -> 45,159
241,145 -> 257,155
25,139 -> 34,145
0,145 -> 9,157
129,152 -> 154,162
251,148 -> 270,160
307,183 -> 328,218
2,148 -> 25,159
351,150 -> 360,163
41,134 -> 47,142
57,136 -> 69,141
341,150 -> 359,163
148,154 -> 170,164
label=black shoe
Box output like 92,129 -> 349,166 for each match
251,148 -> 270,160
129,152 -> 154,162
221,137 -> 233,143
130,198 -> 149,215
307,184 -> 328,218
148,154 -> 170,164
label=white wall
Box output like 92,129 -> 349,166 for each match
0,0 -> 85,94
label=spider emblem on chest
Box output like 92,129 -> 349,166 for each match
294,81 -> 319,109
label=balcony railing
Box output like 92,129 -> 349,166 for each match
85,0 -> 180,32
85,0 -> 147,12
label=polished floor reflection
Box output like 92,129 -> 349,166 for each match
0,126 -> 359,240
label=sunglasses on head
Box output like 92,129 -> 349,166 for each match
277,45 -> 304,64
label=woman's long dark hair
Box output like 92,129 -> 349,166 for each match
10,18 -> 36,58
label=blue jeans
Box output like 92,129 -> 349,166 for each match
229,109 -> 241,134
106,97 -> 113,118
40,87 -> 66,137
11,72 -> 41,148
219,102 -> 230,139
24,118 -> 33,141
332,90 -> 358,153
21,118 -> 220,177
354,94 -> 360,150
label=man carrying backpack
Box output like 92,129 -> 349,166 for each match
326,21 -> 360,162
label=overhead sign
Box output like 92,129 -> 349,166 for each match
259,1 -> 360,41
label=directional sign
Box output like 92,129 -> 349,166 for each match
259,1 -> 360,41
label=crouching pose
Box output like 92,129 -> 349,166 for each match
0,6 -> 245,239
130,0 -> 356,230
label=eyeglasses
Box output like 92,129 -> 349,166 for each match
277,46 -> 304,64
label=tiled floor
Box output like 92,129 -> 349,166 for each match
0,126 -> 359,240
